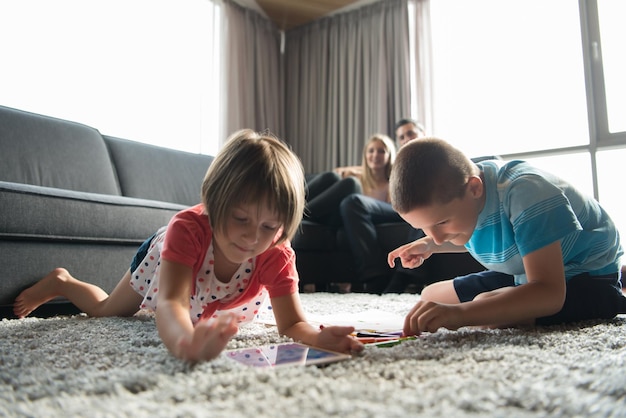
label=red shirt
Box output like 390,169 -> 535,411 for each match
161,204 -> 299,320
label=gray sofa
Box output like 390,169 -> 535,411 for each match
0,105 -> 214,317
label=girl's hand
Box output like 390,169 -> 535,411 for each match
317,325 -> 364,354
388,238 -> 433,269
176,313 -> 239,362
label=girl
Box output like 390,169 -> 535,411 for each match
14,130 -> 363,362
305,133 -> 396,226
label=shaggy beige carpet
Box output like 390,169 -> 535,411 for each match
1,293 -> 625,417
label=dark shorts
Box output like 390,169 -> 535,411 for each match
453,270 -> 626,325
130,233 -> 157,273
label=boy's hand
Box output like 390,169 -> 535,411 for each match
317,325 -> 364,354
177,312 -> 239,362
403,300 -> 464,335
388,238 -> 433,269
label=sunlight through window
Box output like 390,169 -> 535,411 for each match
598,0 -> 626,133
430,0 -> 587,158
0,0 -> 222,155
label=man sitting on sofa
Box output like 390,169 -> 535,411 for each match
339,118 -> 426,293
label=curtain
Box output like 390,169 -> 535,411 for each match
222,0 -> 283,146
409,0 -> 433,132
283,0 -> 412,173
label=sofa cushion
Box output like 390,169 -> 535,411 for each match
0,105 -> 120,195
104,136 -> 214,207
0,181 -> 185,242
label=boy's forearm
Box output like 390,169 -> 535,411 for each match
460,281 -> 565,327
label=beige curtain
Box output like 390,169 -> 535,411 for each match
283,0 -> 413,173
410,0 -> 433,132
222,0 -> 283,144
220,0 -> 432,172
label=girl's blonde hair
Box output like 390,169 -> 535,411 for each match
201,129 -> 305,245
359,133 -> 396,195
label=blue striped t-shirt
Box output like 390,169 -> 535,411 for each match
465,160 -> 622,285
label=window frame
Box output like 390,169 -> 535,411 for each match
497,0 -> 626,202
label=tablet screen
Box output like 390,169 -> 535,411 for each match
224,342 -> 351,368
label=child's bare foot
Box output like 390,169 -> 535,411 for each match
13,268 -> 72,318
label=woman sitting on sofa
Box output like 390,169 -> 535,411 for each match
304,133 -> 397,227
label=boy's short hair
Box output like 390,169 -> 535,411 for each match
394,118 -> 426,136
390,137 -> 478,213
201,129 -> 305,245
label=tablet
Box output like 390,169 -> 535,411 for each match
224,342 -> 351,368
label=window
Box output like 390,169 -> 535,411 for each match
0,0 -> 222,155
430,0 -> 588,158
586,0 -> 626,137
597,149 -> 626,239
430,0 -> 625,238
597,1 -> 625,133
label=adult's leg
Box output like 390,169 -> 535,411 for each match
306,176 -> 362,226
13,268 -> 143,318
305,171 -> 341,202
339,194 -> 403,293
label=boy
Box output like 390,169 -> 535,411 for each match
387,138 -> 626,335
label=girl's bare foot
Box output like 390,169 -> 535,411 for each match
13,268 -> 72,318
